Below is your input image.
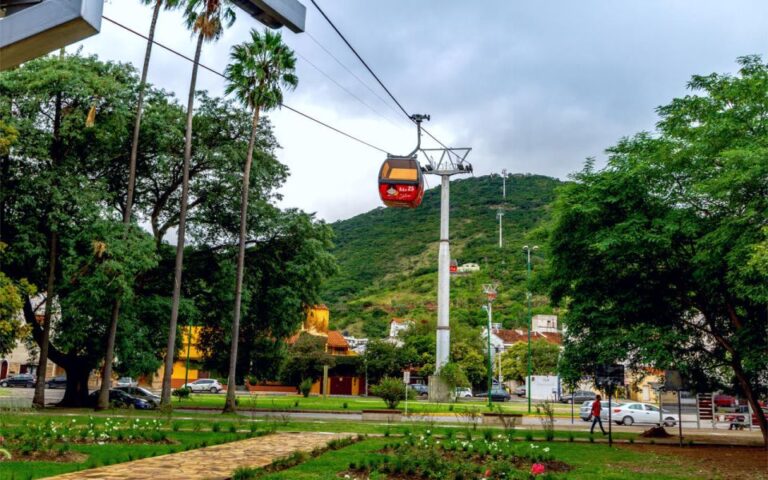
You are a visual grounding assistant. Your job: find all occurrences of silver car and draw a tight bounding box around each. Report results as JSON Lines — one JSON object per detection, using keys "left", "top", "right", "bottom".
{"left": 579, "top": 400, "right": 622, "bottom": 421}
{"left": 182, "top": 378, "right": 223, "bottom": 393}
{"left": 610, "top": 402, "right": 679, "bottom": 427}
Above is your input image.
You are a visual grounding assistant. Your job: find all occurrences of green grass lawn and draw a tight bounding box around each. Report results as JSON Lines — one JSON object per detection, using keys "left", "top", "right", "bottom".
{"left": 176, "top": 393, "right": 582, "bottom": 416}
{"left": 257, "top": 437, "right": 701, "bottom": 480}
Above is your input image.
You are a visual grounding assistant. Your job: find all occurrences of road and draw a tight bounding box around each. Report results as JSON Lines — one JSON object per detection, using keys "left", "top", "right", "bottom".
{"left": 0, "top": 386, "right": 65, "bottom": 407}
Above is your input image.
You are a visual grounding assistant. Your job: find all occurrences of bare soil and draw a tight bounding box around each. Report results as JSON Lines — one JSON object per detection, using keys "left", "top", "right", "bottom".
{"left": 9, "top": 450, "right": 88, "bottom": 463}
{"left": 620, "top": 444, "right": 768, "bottom": 480}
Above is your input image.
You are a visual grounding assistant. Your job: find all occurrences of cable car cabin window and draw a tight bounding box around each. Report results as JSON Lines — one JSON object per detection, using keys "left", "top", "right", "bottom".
{"left": 378, "top": 156, "right": 424, "bottom": 208}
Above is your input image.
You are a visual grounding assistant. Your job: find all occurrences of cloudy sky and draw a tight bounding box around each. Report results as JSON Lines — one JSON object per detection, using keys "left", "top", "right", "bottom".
{"left": 74, "top": 0, "right": 768, "bottom": 222}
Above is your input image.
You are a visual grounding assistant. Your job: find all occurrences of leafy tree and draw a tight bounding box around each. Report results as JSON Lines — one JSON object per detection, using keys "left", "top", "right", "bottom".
{"left": 500, "top": 340, "right": 560, "bottom": 383}
{"left": 548, "top": 55, "right": 768, "bottom": 446}
{"left": 161, "top": 0, "right": 236, "bottom": 407}
{"left": 97, "top": 0, "right": 184, "bottom": 411}
{"left": 221, "top": 28, "right": 298, "bottom": 413}
{"left": 281, "top": 332, "right": 335, "bottom": 387}
{"left": 362, "top": 339, "right": 418, "bottom": 385}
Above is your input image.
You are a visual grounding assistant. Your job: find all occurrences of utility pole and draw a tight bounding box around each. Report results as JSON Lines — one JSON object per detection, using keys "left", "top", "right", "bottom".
{"left": 482, "top": 283, "right": 498, "bottom": 409}
{"left": 501, "top": 168, "right": 507, "bottom": 199}
{"left": 497, "top": 210, "right": 504, "bottom": 248}
{"left": 523, "top": 245, "right": 538, "bottom": 413}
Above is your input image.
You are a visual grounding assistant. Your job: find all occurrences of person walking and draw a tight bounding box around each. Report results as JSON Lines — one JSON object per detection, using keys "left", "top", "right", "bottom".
{"left": 590, "top": 394, "right": 607, "bottom": 435}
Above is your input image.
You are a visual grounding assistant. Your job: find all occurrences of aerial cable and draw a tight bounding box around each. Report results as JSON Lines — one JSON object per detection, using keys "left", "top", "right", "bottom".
{"left": 309, "top": 1, "right": 454, "bottom": 152}
{"left": 306, "top": 31, "right": 407, "bottom": 124}
{"left": 101, "top": 15, "right": 389, "bottom": 154}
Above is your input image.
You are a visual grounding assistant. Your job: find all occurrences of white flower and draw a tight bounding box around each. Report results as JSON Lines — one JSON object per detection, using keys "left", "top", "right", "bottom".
{"left": 543, "top": 447, "right": 550, "bottom": 453}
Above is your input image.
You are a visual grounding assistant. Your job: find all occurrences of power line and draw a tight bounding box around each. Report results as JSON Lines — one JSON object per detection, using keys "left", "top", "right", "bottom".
{"left": 308, "top": 0, "right": 451, "bottom": 151}
{"left": 101, "top": 15, "right": 389, "bottom": 155}
{"left": 306, "top": 30, "right": 406, "bottom": 123}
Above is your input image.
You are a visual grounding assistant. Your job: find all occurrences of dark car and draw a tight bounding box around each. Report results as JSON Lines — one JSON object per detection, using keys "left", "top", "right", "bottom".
{"left": 0, "top": 374, "right": 36, "bottom": 388}
{"left": 115, "top": 386, "right": 160, "bottom": 406}
{"left": 560, "top": 390, "right": 596, "bottom": 404}
{"left": 88, "top": 389, "right": 154, "bottom": 409}
{"left": 409, "top": 384, "right": 429, "bottom": 397}
{"left": 477, "top": 386, "right": 511, "bottom": 402}
{"left": 45, "top": 375, "right": 67, "bottom": 389}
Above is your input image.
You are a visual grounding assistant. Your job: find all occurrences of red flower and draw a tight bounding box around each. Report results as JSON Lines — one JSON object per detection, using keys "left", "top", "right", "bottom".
{"left": 531, "top": 463, "right": 546, "bottom": 476}
{"left": 484, "top": 468, "right": 491, "bottom": 477}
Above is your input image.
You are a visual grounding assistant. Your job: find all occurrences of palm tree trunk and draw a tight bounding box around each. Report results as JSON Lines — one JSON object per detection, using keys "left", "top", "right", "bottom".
{"left": 223, "top": 107, "right": 260, "bottom": 413}
{"left": 161, "top": 32, "right": 204, "bottom": 407}
{"left": 32, "top": 88, "right": 63, "bottom": 408}
{"left": 96, "top": 0, "right": 163, "bottom": 411}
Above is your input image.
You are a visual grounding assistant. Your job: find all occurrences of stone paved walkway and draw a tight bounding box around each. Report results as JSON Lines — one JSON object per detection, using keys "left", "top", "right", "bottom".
{"left": 43, "top": 432, "right": 353, "bottom": 480}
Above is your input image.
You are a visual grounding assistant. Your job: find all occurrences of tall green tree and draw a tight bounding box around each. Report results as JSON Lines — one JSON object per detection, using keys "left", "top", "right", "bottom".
{"left": 161, "top": 0, "right": 235, "bottom": 407}
{"left": 499, "top": 340, "right": 560, "bottom": 383}
{"left": 97, "top": 0, "right": 183, "bottom": 411}
{"left": 221, "top": 28, "right": 297, "bottom": 413}
{"left": 548, "top": 56, "right": 768, "bottom": 446}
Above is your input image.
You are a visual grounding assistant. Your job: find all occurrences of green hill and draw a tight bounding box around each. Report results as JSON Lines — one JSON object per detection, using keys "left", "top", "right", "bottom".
{"left": 322, "top": 174, "right": 563, "bottom": 338}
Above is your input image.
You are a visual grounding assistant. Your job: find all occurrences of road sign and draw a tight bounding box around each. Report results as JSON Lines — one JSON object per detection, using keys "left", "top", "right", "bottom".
{"left": 0, "top": 0, "right": 104, "bottom": 70}
{"left": 403, "top": 370, "right": 410, "bottom": 384}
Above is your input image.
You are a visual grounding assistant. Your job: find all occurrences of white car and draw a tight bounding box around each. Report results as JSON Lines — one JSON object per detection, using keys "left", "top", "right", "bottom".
{"left": 611, "top": 402, "right": 678, "bottom": 426}
{"left": 579, "top": 400, "right": 620, "bottom": 421}
{"left": 115, "top": 377, "right": 138, "bottom": 387}
{"left": 455, "top": 387, "right": 473, "bottom": 398}
{"left": 182, "top": 378, "right": 223, "bottom": 393}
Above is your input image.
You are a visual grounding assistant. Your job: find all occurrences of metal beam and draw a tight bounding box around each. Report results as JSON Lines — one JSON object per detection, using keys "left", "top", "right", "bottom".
{"left": 0, "top": 0, "right": 103, "bottom": 70}
{"left": 231, "top": 0, "right": 306, "bottom": 33}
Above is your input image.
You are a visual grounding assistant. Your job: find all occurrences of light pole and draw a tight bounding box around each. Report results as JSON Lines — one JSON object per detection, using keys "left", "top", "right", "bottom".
{"left": 497, "top": 210, "right": 504, "bottom": 248}
{"left": 482, "top": 283, "right": 498, "bottom": 409}
{"left": 523, "top": 245, "right": 538, "bottom": 413}
{"left": 501, "top": 168, "right": 507, "bottom": 199}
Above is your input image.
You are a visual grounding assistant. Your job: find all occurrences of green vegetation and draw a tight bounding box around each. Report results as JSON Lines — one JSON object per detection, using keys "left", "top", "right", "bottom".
{"left": 369, "top": 377, "right": 414, "bottom": 409}
{"left": 501, "top": 339, "right": 560, "bottom": 382}
{"left": 324, "top": 174, "right": 561, "bottom": 334}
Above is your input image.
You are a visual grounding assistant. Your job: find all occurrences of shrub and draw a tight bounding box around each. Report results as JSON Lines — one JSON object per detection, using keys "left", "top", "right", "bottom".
{"left": 370, "top": 377, "right": 413, "bottom": 409}
{"left": 172, "top": 387, "right": 191, "bottom": 400}
{"left": 438, "top": 362, "right": 470, "bottom": 390}
{"left": 299, "top": 378, "right": 313, "bottom": 398}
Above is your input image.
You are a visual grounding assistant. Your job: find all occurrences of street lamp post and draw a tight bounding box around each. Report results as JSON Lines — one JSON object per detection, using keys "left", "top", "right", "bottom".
{"left": 482, "top": 283, "right": 498, "bottom": 409}
{"left": 523, "top": 245, "right": 538, "bottom": 413}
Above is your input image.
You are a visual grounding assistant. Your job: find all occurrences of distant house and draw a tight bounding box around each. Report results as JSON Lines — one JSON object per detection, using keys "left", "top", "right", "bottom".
{"left": 386, "top": 318, "right": 413, "bottom": 347}
{"left": 457, "top": 263, "right": 480, "bottom": 273}
{"left": 481, "top": 317, "right": 563, "bottom": 360}
{"left": 344, "top": 336, "right": 369, "bottom": 355}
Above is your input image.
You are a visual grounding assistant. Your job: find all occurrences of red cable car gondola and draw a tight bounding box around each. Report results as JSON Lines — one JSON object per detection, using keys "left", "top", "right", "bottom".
{"left": 378, "top": 155, "right": 425, "bottom": 208}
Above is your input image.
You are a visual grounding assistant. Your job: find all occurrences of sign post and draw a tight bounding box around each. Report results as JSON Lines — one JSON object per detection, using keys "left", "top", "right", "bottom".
{"left": 403, "top": 370, "right": 410, "bottom": 416}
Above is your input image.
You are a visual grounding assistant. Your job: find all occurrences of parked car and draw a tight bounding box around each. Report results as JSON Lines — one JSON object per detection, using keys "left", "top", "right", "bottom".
{"left": 714, "top": 394, "right": 737, "bottom": 408}
{"left": 45, "top": 375, "right": 67, "bottom": 389}
{"left": 610, "top": 402, "right": 678, "bottom": 426}
{"left": 579, "top": 400, "right": 621, "bottom": 421}
{"left": 455, "top": 387, "right": 473, "bottom": 398}
{"left": 514, "top": 385, "right": 526, "bottom": 397}
{"left": 476, "top": 386, "right": 511, "bottom": 402}
{"left": 181, "top": 378, "right": 223, "bottom": 393}
{"left": 409, "top": 384, "right": 429, "bottom": 397}
{"left": 115, "top": 386, "right": 160, "bottom": 406}
{"left": 115, "top": 377, "right": 138, "bottom": 388}
{"left": 88, "top": 389, "right": 154, "bottom": 410}
{"left": 0, "top": 374, "right": 35, "bottom": 388}
{"left": 560, "top": 390, "right": 596, "bottom": 404}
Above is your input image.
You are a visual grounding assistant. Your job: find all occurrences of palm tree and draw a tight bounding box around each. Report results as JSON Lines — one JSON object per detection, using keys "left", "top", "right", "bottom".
{"left": 221, "top": 29, "right": 297, "bottom": 413}
{"left": 95, "top": 0, "right": 182, "bottom": 411}
{"left": 160, "top": 0, "right": 235, "bottom": 408}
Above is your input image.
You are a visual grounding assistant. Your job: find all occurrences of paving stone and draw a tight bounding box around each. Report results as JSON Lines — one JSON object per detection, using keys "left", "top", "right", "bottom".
{"left": 43, "top": 432, "right": 353, "bottom": 480}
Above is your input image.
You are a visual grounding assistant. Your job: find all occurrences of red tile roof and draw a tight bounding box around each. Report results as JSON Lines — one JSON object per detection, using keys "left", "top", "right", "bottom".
{"left": 326, "top": 331, "right": 349, "bottom": 349}
{"left": 494, "top": 328, "right": 562, "bottom": 346}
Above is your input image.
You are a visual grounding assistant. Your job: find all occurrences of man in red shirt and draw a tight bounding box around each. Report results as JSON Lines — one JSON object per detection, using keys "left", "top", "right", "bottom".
{"left": 590, "top": 394, "right": 606, "bottom": 435}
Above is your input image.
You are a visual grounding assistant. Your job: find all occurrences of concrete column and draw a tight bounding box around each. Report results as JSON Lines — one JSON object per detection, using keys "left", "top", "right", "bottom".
{"left": 435, "top": 175, "right": 451, "bottom": 371}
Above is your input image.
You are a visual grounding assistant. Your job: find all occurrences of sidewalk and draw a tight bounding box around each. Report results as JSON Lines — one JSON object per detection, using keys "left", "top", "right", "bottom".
{"left": 43, "top": 431, "right": 352, "bottom": 480}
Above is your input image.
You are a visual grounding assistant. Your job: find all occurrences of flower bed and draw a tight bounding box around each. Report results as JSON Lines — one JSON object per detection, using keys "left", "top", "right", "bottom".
{"left": 344, "top": 431, "right": 571, "bottom": 479}
{"left": 2, "top": 417, "right": 172, "bottom": 461}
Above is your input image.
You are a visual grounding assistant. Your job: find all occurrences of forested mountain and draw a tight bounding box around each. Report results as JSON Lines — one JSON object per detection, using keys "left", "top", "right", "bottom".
{"left": 322, "top": 174, "right": 564, "bottom": 337}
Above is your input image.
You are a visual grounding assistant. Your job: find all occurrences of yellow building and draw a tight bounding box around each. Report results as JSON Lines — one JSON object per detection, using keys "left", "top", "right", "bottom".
{"left": 148, "top": 326, "right": 205, "bottom": 389}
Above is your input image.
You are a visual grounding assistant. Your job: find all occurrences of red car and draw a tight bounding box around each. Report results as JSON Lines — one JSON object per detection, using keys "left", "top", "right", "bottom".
{"left": 714, "top": 394, "right": 736, "bottom": 408}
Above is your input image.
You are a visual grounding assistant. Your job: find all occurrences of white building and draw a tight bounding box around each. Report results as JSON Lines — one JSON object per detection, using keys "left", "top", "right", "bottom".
{"left": 457, "top": 263, "right": 480, "bottom": 273}
{"left": 386, "top": 318, "right": 413, "bottom": 347}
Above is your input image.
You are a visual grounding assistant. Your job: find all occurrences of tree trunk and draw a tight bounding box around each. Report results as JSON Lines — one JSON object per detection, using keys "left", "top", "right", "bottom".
{"left": 32, "top": 86, "right": 63, "bottom": 408}
{"left": 223, "top": 107, "right": 260, "bottom": 413}
{"left": 731, "top": 354, "right": 768, "bottom": 448}
{"left": 160, "top": 32, "right": 204, "bottom": 407}
{"left": 96, "top": 0, "right": 163, "bottom": 411}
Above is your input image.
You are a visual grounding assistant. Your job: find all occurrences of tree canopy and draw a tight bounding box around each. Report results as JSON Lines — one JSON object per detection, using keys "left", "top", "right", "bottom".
{"left": 548, "top": 55, "right": 768, "bottom": 445}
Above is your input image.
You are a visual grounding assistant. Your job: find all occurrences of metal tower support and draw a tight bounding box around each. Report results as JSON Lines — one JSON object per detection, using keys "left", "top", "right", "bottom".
{"left": 501, "top": 169, "right": 507, "bottom": 198}
{"left": 497, "top": 210, "right": 504, "bottom": 248}
{"left": 421, "top": 147, "right": 472, "bottom": 372}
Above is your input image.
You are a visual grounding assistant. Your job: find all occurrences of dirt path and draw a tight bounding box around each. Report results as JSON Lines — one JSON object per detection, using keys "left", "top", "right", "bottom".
{"left": 42, "top": 431, "right": 352, "bottom": 480}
